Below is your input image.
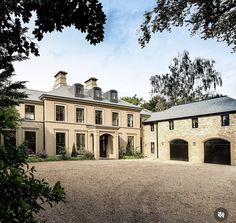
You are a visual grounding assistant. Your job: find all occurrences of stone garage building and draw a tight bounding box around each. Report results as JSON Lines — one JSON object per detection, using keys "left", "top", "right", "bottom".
{"left": 143, "top": 96, "right": 236, "bottom": 165}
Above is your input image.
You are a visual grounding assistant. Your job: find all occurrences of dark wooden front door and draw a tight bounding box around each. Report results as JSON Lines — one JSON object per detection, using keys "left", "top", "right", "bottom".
{"left": 100, "top": 135, "right": 107, "bottom": 158}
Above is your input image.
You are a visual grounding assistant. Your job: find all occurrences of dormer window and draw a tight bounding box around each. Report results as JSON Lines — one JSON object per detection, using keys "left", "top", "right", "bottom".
{"left": 93, "top": 87, "right": 102, "bottom": 100}
{"left": 75, "top": 84, "right": 84, "bottom": 97}
{"left": 110, "top": 90, "right": 118, "bottom": 103}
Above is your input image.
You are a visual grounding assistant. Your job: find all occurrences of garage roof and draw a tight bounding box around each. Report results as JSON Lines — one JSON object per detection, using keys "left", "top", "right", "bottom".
{"left": 144, "top": 96, "right": 236, "bottom": 123}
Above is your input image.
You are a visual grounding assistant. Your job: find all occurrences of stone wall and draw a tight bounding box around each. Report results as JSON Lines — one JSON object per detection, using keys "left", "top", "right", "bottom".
{"left": 144, "top": 113, "right": 236, "bottom": 165}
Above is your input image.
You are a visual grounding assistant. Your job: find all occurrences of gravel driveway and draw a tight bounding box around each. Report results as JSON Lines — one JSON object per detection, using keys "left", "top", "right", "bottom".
{"left": 34, "top": 160, "right": 236, "bottom": 223}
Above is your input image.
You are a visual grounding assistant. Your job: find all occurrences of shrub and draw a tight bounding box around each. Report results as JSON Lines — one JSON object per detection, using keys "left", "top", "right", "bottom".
{"left": 119, "top": 148, "right": 126, "bottom": 159}
{"left": 134, "top": 151, "right": 144, "bottom": 158}
{"left": 80, "top": 151, "right": 95, "bottom": 160}
{"left": 36, "top": 151, "right": 48, "bottom": 158}
{"left": 71, "top": 143, "right": 77, "bottom": 157}
{"left": 58, "top": 147, "right": 69, "bottom": 160}
{"left": 0, "top": 144, "right": 66, "bottom": 223}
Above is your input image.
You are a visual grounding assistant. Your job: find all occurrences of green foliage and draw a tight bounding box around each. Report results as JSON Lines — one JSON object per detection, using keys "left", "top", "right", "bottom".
{"left": 139, "top": 0, "right": 236, "bottom": 51}
{"left": 36, "top": 151, "right": 48, "bottom": 159}
{"left": 0, "top": 144, "right": 66, "bottom": 223}
{"left": 58, "top": 147, "right": 69, "bottom": 160}
{"left": 142, "top": 95, "right": 171, "bottom": 112}
{"left": 80, "top": 151, "right": 95, "bottom": 160}
{"left": 0, "top": 107, "right": 21, "bottom": 135}
{"left": 121, "top": 94, "right": 144, "bottom": 106}
{"left": 71, "top": 143, "right": 77, "bottom": 157}
{"left": 120, "top": 149, "right": 144, "bottom": 159}
{"left": 150, "top": 51, "right": 222, "bottom": 106}
{"left": 119, "top": 147, "right": 126, "bottom": 159}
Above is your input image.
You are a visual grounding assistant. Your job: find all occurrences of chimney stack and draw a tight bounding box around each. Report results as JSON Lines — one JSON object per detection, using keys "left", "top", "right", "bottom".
{"left": 54, "top": 71, "right": 67, "bottom": 89}
{"left": 84, "top": 77, "right": 98, "bottom": 90}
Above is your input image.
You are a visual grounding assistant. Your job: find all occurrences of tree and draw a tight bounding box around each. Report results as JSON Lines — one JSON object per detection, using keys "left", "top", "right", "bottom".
{"left": 71, "top": 143, "right": 77, "bottom": 157}
{"left": 150, "top": 51, "right": 222, "bottom": 106}
{"left": 142, "top": 95, "right": 171, "bottom": 112}
{"left": 0, "top": 1, "right": 106, "bottom": 222}
{"left": 121, "top": 94, "right": 144, "bottom": 106}
{"left": 1, "top": 0, "right": 106, "bottom": 109}
{"left": 0, "top": 144, "right": 66, "bottom": 223}
{"left": 139, "top": 0, "right": 236, "bottom": 51}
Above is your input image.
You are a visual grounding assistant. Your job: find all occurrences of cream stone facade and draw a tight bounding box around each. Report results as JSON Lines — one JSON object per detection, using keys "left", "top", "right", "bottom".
{"left": 15, "top": 71, "right": 142, "bottom": 159}
{"left": 143, "top": 97, "right": 236, "bottom": 166}
{"left": 7, "top": 71, "right": 236, "bottom": 165}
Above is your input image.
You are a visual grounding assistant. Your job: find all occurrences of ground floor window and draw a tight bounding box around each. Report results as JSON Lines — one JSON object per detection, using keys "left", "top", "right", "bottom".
{"left": 151, "top": 142, "right": 155, "bottom": 154}
{"left": 76, "top": 133, "right": 85, "bottom": 154}
{"left": 56, "top": 132, "right": 65, "bottom": 155}
{"left": 25, "top": 131, "right": 36, "bottom": 154}
{"left": 127, "top": 136, "right": 134, "bottom": 154}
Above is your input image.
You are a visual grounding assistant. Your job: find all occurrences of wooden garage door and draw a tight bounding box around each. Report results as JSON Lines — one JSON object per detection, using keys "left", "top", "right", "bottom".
{"left": 204, "top": 139, "right": 230, "bottom": 165}
{"left": 170, "top": 140, "right": 188, "bottom": 161}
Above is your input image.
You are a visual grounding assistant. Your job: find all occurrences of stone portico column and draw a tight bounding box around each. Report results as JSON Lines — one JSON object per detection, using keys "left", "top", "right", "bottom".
{"left": 94, "top": 131, "right": 100, "bottom": 160}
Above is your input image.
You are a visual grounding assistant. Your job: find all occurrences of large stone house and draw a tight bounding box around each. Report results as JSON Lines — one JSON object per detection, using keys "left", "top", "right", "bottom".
{"left": 6, "top": 71, "right": 236, "bottom": 165}
{"left": 15, "top": 71, "right": 142, "bottom": 160}
{"left": 143, "top": 97, "right": 236, "bottom": 165}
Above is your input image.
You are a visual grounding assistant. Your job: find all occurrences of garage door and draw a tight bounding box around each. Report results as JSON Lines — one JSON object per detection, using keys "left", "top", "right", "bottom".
{"left": 204, "top": 139, "right": 230, "bottom": 165}
{"left": 170, "top": 139, "right": 188, "bottom": 161}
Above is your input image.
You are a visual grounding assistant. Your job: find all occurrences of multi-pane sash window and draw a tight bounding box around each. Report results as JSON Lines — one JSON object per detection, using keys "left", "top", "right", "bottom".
{"left": 76, "top": 108, "right": 84, "bottom": 123}
{"left": 95, "top": 110, "right": 102, "bottom": 124}
{"left": 221, "top": 114, "right": 229, "bottom": 126}
{"left": 76, "top": 133, "right": 85, "bottom": 154}
{"left": 25, "top": 131, "right": 36, "bottom": 154}
{"left": 25, "top": 105, "right": 35, "bottom": 120}
{"left": 150, "top": 123, "right": 154, "bottom": 131}
{"left": 169, "top": 120, "right": 174, "bottom": 130}
{"left": 192, "top": 118, "right": 198, "bottom": 128}
{"left": 56, "top": 105, "right": 65, "bottom": 121}
{"left": 112, "top": 112, "right": 119, "bottom": 126}
{"left": 151, "top": 142, "right": 155, "bottom": 154}
{"left": 127, "top": 114, "right": 133, "bottom": 127}
{"left": 127, "top": 136, "right": 134, "bottom": 154}
{"left": 56, "top": 132, "right": 65, "bottom": 155}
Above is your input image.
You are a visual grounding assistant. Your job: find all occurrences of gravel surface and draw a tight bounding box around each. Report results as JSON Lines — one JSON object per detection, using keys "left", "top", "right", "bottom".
{"left": 33, "top": 160, "right": 236, "bottom": 223}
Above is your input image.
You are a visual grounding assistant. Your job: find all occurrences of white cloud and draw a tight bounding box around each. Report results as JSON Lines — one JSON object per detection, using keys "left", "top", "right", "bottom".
{"left": 13, "top": 0, "right": 236, "bottom": 101}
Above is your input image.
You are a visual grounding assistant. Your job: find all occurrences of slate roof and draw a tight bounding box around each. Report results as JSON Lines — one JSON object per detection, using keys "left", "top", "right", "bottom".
{"left": 144, "top": 96, "right": 236, "bottom": 123}
{"left": 23, "top": 87, "right": 141, "bottom": 110}
{"left": 24, "top": 89, "right": 47, "bottom": 102}
{"left": 140, "top": 109, "right": 152, "bottom": 116}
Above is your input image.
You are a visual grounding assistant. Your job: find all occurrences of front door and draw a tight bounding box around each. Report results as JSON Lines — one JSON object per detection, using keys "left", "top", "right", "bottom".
{"left": 100, "top": 135, "right": 107, "bottom": 158}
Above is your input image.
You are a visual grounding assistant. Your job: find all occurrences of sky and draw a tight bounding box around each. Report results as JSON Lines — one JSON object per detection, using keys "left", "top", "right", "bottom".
{"left": 13, "top": 0, "right": 236, "bottom": 101}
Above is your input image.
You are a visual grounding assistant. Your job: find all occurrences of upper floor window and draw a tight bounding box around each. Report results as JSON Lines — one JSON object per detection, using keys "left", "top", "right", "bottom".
{"left": 75, "top": 84, "right": 84, "bottom": 97}
{"left": 76, "top": 108, "right": 84, "bottom": 123}
{"left": 25, "top": 105, "right": 35, "bottom": 120}
{"left": 95, "top": 110, "right": 102, "bottom": 125}
{"left": 112, "top": 112, "right": 119, "bottom": 126}
{"left": 110, "top": 90, "right": 118, "bottom": 102}
{"left": 56, "top": 105, "right": 65, "bottom": 121}
{"left": 221, "top": 114, "right": 229, "bottom": 126}
{"left": 169, "top": 120, "right": 174, "bottom": 130}
{"left": 127, "top": 114, "right": 133, "bottom": 127}
{"left": 94, "top": 87, "right": 102, "bottom": 100}
{"left": 192, "top": 118, "right": 198, "bottom": 128}
{"left": 150, "top": 123, "right": 154, "bottom": 131}
{"left": 151, "top": 142, "right": 155, "bottom": 154}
